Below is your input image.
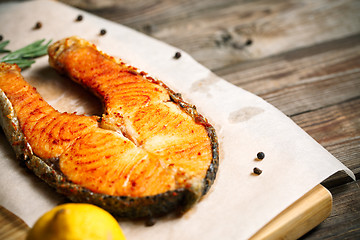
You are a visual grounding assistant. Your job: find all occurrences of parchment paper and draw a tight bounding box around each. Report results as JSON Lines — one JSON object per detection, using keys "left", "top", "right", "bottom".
{"left": 0, "top": 1, "right": 355, "bottom": 239}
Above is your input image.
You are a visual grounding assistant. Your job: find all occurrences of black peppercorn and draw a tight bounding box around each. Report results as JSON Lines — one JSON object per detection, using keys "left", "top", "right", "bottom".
{"left": 143, "top": 24, "right": 153, "bottom": 34}
{"left": 99, "top": 29, "right": 107, "bottom": 36}
{"left": 174, "top": 51, "right": 181, "bottom": 59}
{"left": 245, "top": 39, "right": 253, "bottom": 46}
{"left": 257, "top": 152, "right": 265, "bottom": 160}
{"left": 33, "top": 21, "right": 42, "bottom": 30}
{"left": 253, "top": 167, "right": 262, "bottom": 175}
{"left": 145, "top": 217, "right": 156, "bottom": 226}
{"left": 0, "top": 35, "right": 3, "bottom": 41}
{"left": 76, "top": 15, "right": 83, "bottom": 21}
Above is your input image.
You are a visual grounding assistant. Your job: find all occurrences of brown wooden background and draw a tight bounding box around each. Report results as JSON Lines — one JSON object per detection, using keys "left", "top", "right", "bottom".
{"left": 1, "top": 0, "right": 359, "bottom": 239}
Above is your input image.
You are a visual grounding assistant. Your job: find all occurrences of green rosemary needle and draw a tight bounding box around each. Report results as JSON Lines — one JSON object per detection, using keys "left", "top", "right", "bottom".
{"left": 0, "top": 39, "right": 52, "bottom": 69}
{"left": 0, "top": 40, "right": 11, "bottom": 53}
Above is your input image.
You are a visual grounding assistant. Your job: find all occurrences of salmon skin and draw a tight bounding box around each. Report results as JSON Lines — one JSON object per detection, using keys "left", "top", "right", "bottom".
{"left": 0, "top": 37, "right": 218, "bottom": 219}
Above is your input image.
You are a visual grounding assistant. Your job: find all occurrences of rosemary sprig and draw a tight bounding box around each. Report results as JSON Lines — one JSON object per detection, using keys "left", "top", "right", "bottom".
{"left": 0, "top": 40, "right": 11, "bottom": 53}
{"left": 0, "top": 39, "right": 52, "bottom": 69}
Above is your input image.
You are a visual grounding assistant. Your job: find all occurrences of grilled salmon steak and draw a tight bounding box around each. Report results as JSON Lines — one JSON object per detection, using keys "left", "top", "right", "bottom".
{"left": 0, "top": 37, "right": 218, "bottom": 219}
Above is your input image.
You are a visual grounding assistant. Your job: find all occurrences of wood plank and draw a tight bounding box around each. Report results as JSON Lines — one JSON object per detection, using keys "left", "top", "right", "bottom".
{"left": 259, "top": 69, "right": 359, "bottom": 116}
{"left": 300, "top": 180, "right": 360, "bottom": 240}
{"left": 0, "top": 206, "right": 29, "bottom": 240}
{"left": 217, "top": 34, "right": 360, "bottom": 116}
{"left": 292, "top": 98, "right": 360, "bottom": 181}
{"left": 63, "top": 0, "right": 360, "bottom": 70}
{"left": 216, "top": 33, "right": 360, "bottom": 92}
{"left": 251, "top": 185, "right": 332, "bottom": 240}
{"left": 291, "top": 98, "right": 360, "bottom": 147}
{"left": 321, "top": 137, "right": 360, "bottom": 187}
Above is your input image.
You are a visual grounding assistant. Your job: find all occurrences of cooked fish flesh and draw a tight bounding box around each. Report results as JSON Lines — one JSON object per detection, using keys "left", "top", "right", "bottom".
{"left": 0, "top": 37, "right": 218, "bottom": 219}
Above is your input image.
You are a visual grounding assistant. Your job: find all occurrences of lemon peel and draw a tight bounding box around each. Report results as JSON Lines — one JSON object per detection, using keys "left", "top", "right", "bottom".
{"left": 26, "top": 203, "right": 126, "bottom": 240}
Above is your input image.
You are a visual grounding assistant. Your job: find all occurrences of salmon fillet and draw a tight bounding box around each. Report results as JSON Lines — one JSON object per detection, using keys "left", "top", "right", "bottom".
{"left": 0, "top": 37, "right": 218, "bottom": 218}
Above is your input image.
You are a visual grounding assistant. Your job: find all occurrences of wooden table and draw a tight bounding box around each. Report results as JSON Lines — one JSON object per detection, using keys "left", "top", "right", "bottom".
{"left": 1, "top": 0, "right": 359, "bottom": 239}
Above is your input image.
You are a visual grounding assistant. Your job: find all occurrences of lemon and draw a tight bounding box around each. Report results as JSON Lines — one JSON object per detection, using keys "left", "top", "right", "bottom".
{"left": 26, "top": 203, "right": 126, "bottom": 240}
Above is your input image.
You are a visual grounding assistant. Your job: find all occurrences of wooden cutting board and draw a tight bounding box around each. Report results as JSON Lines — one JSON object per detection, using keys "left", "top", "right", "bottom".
{"left": 0, "top": 184, "right": 331, "bottom": 240}
{"left": 251, "top": 184, "right": 332, "bottom": 239}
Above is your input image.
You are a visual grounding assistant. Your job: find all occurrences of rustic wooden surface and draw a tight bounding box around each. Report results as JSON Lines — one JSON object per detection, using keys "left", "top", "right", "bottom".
{"left": 1, "top": 0, "right": 359, "bottom": 239}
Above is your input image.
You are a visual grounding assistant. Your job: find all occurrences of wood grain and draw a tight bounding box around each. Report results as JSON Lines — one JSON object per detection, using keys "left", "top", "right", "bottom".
{"left": 292, "top": 98, "right": 360, "bottom": 179}
{"left": 251, "top": 185, "right": 332, "bottom": 240}
{"left": 300, "top": 180, "right": 360, "bottom": 240}
{"left": 0, "top": 206, "right": 29, "bottom": 240}
{"left": 75, "top": 0, "right": 360, "bottom": 70}
{"left": 217, "top": 34, "right": 360, "bottom": 115}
